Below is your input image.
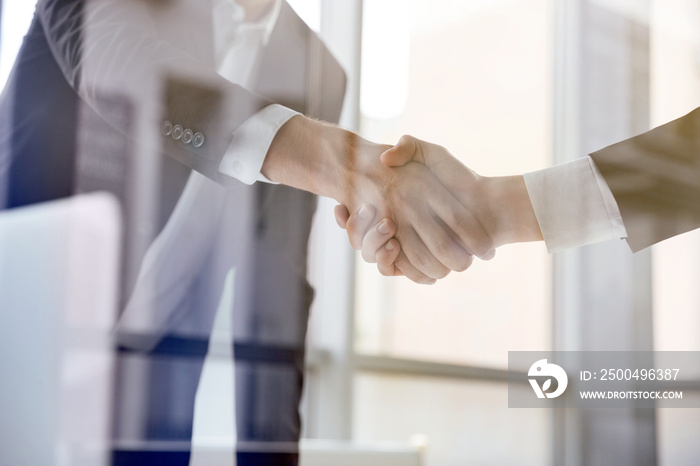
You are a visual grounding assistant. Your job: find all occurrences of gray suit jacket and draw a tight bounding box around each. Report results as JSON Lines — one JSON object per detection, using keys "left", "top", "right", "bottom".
{"left": 32, "top": 0, "right": 345, "bottom": 187}
{"left": 590, "top": 107, "right": 700, "bottom": 251}
{"left": 3, "top": 0, "right": 346, "bottom": 284}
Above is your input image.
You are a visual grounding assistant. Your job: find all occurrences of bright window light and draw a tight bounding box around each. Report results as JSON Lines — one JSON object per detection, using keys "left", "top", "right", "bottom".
{"left": 287, "top": 0, "right": 321, "bottom": 33}
{"left": 0, "top": 0, "right": 37, "bottom": 91}
{"left": 360, "top": 0, "right": 410, "bottom": 120}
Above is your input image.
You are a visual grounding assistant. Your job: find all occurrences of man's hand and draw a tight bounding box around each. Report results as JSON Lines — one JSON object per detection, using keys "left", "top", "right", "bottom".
{"left": 334, "top": 204, "right": 402, "bottom": 277}
{"left": 263, "top": 117, "right": 492, "bottom": 284}
{"left": 334, "top": 135, "right": 543, "bottom": 278}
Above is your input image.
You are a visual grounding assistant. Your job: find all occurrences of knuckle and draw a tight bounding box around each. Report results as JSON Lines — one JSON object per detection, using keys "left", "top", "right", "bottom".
{"left": 376, "top": 248, "right": 394, "bottom": 267}
{"left": 381, "top": 219, "right": 397, "bottom": 237}
{"left": 399, "top": 134, "right": 413, "bottom": 145}
{"left": 409, "top": 251, "right": 448, "bottom": 279}
{"left": 404, "top": 269, "right": 429, "bottom": 284}
{"left": 427, "top": 234, "right": 462, "bottom": 274}
{"left": 407, "top": 251, "right": 430, "bottom": 271}
{"left": 396, "top": 260, "right": 435, "bottom": 284}
{"left": 431, "top": 237, "right": 453, "bottom": 261}
{"left": 365, "top": 230, "right": 387, "bottom": 250}
{"left": 392, "top": 254, "right": 409, "bottom": 273}
{"left": 453, "top": 213, "right": 474, "bottom": 237}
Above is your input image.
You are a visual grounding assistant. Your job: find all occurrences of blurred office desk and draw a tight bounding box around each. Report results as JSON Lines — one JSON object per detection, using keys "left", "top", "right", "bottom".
{"left": 300, "top": 439, "right": 423, "bottom": 466}
{"left": 114, "top": 438, "right": 424, "bottom": 465}
{"left": 183, "top": 439, "right": 424, "bottom": 465}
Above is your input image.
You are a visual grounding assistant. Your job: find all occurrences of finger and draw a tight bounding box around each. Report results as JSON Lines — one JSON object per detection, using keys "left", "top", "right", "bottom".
{"left": 429, "top": 198, "right": 495, "bottom": 261}
{"left": 345, "top": 204, "right": 377, "bottom": 250}
{"left": 380, "top": 134, "right": 422, "bottom": 167}
{"left": 376, "top": 239, "right": 402, "bottom": 276}
{"left": 397, "top": 226, "right": 451, "bottom": 280}
{"left": 361, "top": 218, "right": 397, "bottom": 263}
{"left": 393, "top": 250, "right": 437, "bottom": 285}
{"left": 410, "top": 210, "right": 475, "bottom": 273}
{"left": 334, "top": 204, "right": 350, "bottom": 229}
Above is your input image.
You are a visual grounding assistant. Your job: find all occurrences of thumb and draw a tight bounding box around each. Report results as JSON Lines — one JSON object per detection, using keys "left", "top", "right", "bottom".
{"left": 380, "top": 134, "right": 423, "bottom": 167}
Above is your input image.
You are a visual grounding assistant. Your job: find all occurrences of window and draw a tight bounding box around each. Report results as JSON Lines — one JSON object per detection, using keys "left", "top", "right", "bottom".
{"left": 351, "top": 1, "right": 554, "bottom": 464}
{"left": 0, "top": 0, "right": 37, "bottom": 90}
{"left": 356, "top": 0, "right": 552, "bottom": 368}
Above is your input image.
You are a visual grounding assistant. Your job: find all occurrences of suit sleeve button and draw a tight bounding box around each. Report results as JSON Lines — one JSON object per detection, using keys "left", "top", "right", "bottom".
{"left": 161, "top": 120, "right": 173, "bottom": 136}
{"left": 193, "top": 132, "right": 205, "bottom": 148}
{"left": 172, "top": 125, "right": 184, "bottom": 140}
{"left": 182, "top": 129, "right": 194, "bottom": 144}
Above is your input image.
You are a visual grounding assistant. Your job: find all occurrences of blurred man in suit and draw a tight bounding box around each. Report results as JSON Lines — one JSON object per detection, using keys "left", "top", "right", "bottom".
{"left": 0, "top": 1, "right": 494, "bottom": 464}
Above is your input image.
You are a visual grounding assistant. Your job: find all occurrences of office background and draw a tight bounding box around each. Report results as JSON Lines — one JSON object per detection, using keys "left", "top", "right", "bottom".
{"left": 1, "top": 0, "right": 699, "bottom": 465}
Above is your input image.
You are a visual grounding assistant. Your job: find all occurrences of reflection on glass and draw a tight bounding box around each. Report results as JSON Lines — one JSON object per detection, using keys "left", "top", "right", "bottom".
{"left": 1, "top": 1, "right": 343, "bottom": 464}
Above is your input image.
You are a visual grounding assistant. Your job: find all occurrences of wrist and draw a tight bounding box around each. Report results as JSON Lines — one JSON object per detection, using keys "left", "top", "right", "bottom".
{"left": 263, "top": 115, "right": 393, "bottom": 213}
{"left": 262, "top": 115, "right": 349, "bottom": 199}
{"left": 482, "top": 175, "right": 543, "bottom": 246}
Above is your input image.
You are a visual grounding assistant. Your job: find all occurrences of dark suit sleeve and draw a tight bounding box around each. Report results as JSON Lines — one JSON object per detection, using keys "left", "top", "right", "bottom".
{"left": 36, "top": 0, "right": 274, "bottom": 185}
{"left": 590, "top": 107, "right": 700, "bottom": 252}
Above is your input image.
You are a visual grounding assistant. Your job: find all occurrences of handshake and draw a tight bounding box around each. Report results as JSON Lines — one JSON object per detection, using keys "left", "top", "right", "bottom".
{"left": 331, "top": 134, "right": 544, "bottom": 284}
{"left": 263, "top": 116, "right": 543, "bottom": 284}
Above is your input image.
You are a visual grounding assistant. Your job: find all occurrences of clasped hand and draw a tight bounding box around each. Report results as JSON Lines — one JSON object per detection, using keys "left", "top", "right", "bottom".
{"left": 335, "top": 135, "right": 506, "bottom": 284}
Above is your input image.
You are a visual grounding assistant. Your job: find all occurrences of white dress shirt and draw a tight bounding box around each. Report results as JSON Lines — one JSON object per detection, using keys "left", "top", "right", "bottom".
{"left": 213, "top": 0, "right": 298, "bottom": 185}
{"left": 524, "top": 156, "right": 628, "bottom": 252}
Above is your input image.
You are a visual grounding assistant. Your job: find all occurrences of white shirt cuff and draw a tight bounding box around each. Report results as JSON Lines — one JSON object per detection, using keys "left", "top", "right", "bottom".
{"left": 218, "top": 104, "right": 300, "bottom": 185}
{"left": 523, "top": 156, "right": 628, "bottom": 253}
